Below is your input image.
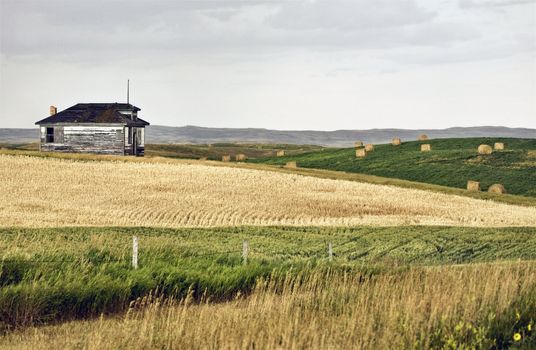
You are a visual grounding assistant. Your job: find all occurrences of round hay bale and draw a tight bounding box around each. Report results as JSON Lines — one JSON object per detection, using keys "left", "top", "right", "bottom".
{"left": 355, "top": 148, "right": 366, "bottom": 158}
{"left": 418, "top": 134, "right": 429, "bottom": 141}
{"left": 392, "top": 137, "right": 402, "bottom": 146}
{"left": 488, "top": 184, "right": 506, "bottom": 194}
{"left": 354, "top": 141, "right": 363, "bottom": 148}
{"left": 235, "top": 154, "right": 247, "bottom": 161}
{"left": 276, "top": 150, "right": 285, "bottom": 157}
{"left": 221, "top": 155, "right": 231, "bottom": 162}
{"left": 466, "top": 180, "right": 480, "bottom": 192}
{"left": 478, "top": 144, "right": 493, "bottom": 155}
{"left": 285, "top": 161, "right": 297, "bottom": 169}
{"left": 420, "top": 144, "right": 431, "bottom": 152}
{"left": 494, "top": 142, "right": 504, "bottom": 150}
{"left": 365, "top": 144, "right": 374, "bottom": 152}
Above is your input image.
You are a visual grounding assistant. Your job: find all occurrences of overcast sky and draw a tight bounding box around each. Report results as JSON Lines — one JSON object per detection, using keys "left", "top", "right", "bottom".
{"left": 1, "top": 0, "right": 535, "bottom": 130}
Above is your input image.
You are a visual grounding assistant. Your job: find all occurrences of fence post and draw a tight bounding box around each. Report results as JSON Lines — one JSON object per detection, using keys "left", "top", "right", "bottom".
{"left": 132, "top": 236, "right": 138, "bottom": 269}
{"left": 328, "top": 242, "right": 333, "bottom": 262}
{"left": 242, "top": 240, "right": 249, "bottom": 265}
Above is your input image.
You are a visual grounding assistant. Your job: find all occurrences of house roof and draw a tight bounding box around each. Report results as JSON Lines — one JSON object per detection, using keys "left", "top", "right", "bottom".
{"left": 35, "top": 103, "right": 149, "bottom": 126}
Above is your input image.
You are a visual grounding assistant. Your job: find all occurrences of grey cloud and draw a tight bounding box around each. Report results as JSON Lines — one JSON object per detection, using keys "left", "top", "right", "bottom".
{"left": 0, "top": 0, "right": 532, "bottom": 67}
{"left": 459, "top": 0, "right": 535, "bottom": 8}
{"left": 1, "top": 0, "right": 477, "bottom": 60}
{"left": 0, "top": 0, "right": 275, "bottom": 59}
{"left": 268, "top": 0, "right": 436, "bottom": 31}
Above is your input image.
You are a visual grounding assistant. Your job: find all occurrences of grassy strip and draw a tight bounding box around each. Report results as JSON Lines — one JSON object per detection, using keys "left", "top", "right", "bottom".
{"left": 3, "top": 226, "right": 536, "bottom": 265}
{"left": 1, "top": 147, "right": 535, "bottom": 207}
{"left": 1, "top": 226, "right": 536, "bottom": 329}
{"left": 145, "top": 143, "right": 324, "bottom": 159}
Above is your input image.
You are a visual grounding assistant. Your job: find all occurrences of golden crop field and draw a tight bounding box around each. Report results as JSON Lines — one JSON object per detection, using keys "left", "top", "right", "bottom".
{"left": 1, "top": 154, "right": 536, "bottom": 228}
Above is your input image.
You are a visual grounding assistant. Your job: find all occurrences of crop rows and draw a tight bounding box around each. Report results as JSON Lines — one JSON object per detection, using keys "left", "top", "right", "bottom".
{"left": 1, "top": 155, "right": 536, "bottom": 228}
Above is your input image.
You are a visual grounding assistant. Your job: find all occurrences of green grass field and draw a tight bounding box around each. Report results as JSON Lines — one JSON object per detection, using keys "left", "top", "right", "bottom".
{"left": 250, "top": 137, "right": 536, "bottom": 197}
{"left": 2, "top": 225, "right": 536, "bottom": 330}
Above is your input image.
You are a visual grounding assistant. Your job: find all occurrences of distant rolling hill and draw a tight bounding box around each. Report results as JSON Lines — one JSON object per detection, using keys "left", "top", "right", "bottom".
{"left": 146, "top": 125, "right": 536, "bottom": 146}
{"left": 0, "top": 129, "right": 39, "bottom": 143}
{"left": 1, "top": 125, "right": 534, "bottom": 147}
{"left": 250, "top": 137, "right": 536, "bottom": 198}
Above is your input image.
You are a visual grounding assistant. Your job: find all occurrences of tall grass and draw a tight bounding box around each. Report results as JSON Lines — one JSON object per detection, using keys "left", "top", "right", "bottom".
{"left": 0, "top": 258, "right": 277, "bottom": 330}
{"left": 1, "top": 263, "right": 535, "bottom": 349}
{"left": 1, "top": 226, "right": 536, "bottom": 330}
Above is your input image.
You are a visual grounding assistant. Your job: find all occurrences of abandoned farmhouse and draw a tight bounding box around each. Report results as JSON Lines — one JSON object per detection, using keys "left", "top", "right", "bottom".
{"left": 35, "top": 103, "right": 149, "bottom": 156}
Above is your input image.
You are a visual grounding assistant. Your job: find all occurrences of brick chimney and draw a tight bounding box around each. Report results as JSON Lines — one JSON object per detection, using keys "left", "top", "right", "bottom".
{"left": 50, "top": 106, "right": 57, "bottom": 116}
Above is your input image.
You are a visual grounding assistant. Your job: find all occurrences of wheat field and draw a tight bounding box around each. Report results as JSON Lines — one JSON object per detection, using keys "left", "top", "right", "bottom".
{"left": 1, "top": 154, "right": 536, "bottom": 228}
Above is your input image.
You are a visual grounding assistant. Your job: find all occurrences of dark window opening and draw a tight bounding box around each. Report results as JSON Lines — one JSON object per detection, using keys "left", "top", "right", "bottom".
{"left": 46, "top": 127, "right": 54, "bottom": 143}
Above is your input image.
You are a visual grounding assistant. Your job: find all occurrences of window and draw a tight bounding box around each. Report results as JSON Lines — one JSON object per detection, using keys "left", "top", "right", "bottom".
{"left": 46, "top": 127, "right": 54, "bottom": 143}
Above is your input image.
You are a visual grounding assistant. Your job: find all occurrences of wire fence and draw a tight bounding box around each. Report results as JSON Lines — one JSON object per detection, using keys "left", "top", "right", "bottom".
{"left": 0, "top": 236, "right": 338, "bottom": 269}
{"left": 3, "top": 235, "right": 488, "bottom": 268}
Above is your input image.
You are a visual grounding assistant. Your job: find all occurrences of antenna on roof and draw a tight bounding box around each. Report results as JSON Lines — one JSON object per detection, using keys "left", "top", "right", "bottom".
{"left": 127, "top": 79, "right": 130, "bottom": 104}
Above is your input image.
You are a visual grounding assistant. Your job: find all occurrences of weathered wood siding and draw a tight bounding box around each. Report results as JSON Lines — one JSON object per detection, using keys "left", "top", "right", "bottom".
{"left": 54, "top": 127, "right": 64, "bottom": 143}
{"left": 124, "top": 127, "right": 145, "bottom": 156}
{"left": 40, "top": 124, "right": 125, "bottom": 155}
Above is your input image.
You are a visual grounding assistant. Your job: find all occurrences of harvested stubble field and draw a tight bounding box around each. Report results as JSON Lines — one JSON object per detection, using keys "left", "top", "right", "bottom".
{"left": 1, "top": 154, "right": 536, "bottom": 228}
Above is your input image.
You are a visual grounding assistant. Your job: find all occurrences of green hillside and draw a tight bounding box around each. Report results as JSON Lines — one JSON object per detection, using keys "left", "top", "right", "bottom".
{"left": 250, "top": 137, "right": 536, "bottom": 197}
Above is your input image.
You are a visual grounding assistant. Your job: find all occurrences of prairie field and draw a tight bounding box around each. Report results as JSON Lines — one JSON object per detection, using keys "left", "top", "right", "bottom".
{"left": 1, "top": 154, "right": 536, "bottom": 228}
{"left": 1, "top": 152, "right": 536, "bottom": 349}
